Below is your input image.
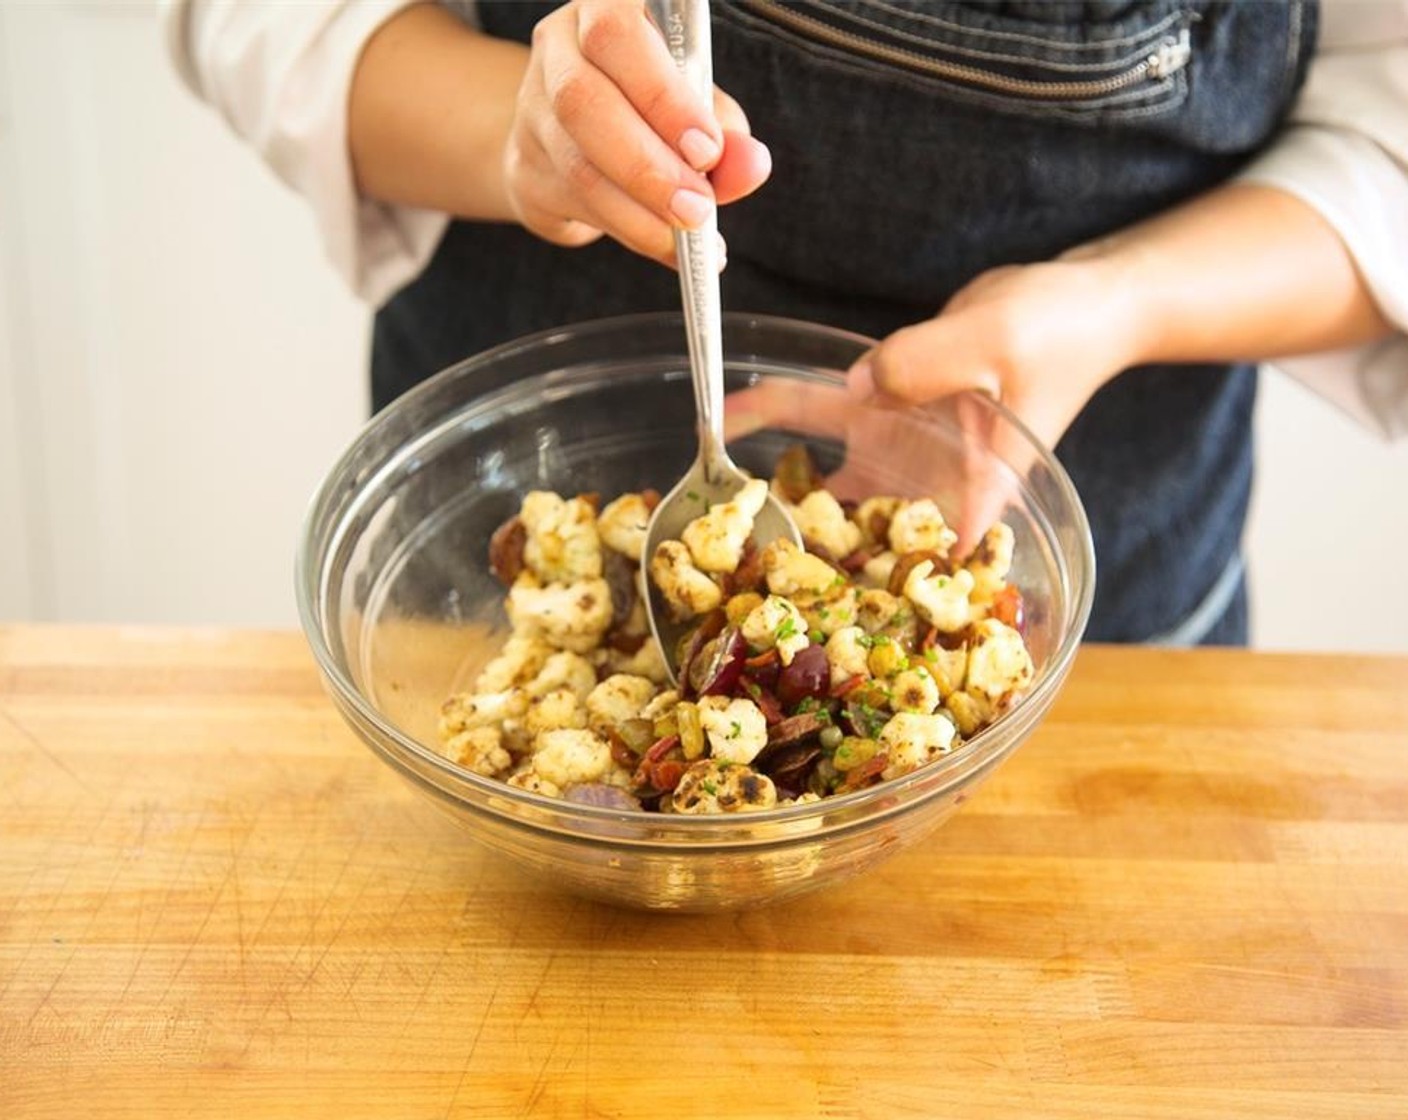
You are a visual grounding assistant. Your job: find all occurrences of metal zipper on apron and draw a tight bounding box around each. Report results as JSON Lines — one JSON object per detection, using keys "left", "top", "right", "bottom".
{"left": 734, "top": 0, "right": 1192, "bottom": 100}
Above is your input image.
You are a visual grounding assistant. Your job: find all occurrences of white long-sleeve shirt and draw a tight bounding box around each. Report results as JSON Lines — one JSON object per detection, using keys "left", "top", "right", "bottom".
{"left": 164, "top": 0, "right": 1408, "bottom": 437}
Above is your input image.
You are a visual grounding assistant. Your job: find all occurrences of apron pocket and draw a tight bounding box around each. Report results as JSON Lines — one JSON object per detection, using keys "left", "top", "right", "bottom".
{"left": 723, "top": 0, "right": 1196, "bottom": 123}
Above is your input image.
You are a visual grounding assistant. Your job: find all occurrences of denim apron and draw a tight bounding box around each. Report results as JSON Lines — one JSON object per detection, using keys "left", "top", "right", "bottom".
{"left": 372, "top": 0, "right": 1317, "bottom": 645}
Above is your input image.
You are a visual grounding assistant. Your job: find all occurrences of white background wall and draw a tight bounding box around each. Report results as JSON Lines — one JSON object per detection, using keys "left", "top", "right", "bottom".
{"left": 2, "top": 2, "right": 1406, "bottom": 651}
{"left": 0, "top": 1, "right": 366, "bottom": 628}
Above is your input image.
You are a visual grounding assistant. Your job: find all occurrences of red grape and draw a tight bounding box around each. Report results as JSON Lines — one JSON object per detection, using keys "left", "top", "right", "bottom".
{"left": 776, "top": 644, "right": 830, "bottom": 709}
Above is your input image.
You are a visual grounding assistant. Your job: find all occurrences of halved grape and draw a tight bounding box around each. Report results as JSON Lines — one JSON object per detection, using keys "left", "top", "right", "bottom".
{"left": 562, "top": 783, "right": 642, "bottom": 810}
{"left": 759, "top": 743, "right": 822, "bottom": 800}
{"left": 677, "top": 609, "right": 725, "bottom": 696}
{"left": 776, "top": 644, "right": 830, "bottom": 709}
{"left": 690, "top": 626, "right": 748, "bottom": 697}
{"left": 602, "top": 550, "right": 637, "bottom": 629}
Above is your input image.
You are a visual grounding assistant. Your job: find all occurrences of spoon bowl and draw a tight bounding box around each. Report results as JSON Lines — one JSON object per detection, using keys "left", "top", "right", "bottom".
{"left": 643, "top": 444, "right": 801, "bottom": 685}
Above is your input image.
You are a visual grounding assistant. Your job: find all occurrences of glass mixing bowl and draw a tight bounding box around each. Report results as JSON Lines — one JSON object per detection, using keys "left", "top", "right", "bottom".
{"left": 296, "top": 313, "right": 1094, "bottom": 911}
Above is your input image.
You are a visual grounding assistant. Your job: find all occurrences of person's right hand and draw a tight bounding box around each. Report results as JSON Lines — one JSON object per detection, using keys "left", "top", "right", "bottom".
{"left": 504, "top": 0, "right": 773, "bottom": 267}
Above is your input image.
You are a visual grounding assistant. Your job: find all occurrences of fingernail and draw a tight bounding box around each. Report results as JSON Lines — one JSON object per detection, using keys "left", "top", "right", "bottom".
{"left": 679, "top": 128, "right": 721, "bottom": 171}
{"left": 847, "top": 358, "right": 874, "bottom": 399}
{"left": 754, "top": 139, "right": 773, "bottom": 177}
{"left": 716, "top": 232, "right": 728, "bottom": 271}
{"left": 669, "top": 188, "right": 712, "bottom": 229}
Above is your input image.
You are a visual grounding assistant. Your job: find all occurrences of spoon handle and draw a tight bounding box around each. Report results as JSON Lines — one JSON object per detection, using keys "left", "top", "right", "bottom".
{"left": 650, "top": 0, "right": 729, "bottom": 485}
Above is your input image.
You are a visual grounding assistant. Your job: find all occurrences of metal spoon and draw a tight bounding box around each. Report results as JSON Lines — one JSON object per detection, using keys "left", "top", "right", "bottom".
{"left": 641, "top": 0, "right": 801, "bottom": 686}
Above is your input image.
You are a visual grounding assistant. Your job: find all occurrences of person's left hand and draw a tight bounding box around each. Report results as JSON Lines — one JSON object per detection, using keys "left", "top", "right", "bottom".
{"left": 725, "top": 253, "right": 1144, "bottom": 551}
{"left": 854, "top": 254, "right": 1142, "bottom": 450}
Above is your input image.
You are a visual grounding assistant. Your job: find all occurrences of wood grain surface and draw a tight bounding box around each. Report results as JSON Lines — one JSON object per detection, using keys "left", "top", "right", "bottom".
{"left": 2, "top": 625, "right": 1406, "bottom": 1118}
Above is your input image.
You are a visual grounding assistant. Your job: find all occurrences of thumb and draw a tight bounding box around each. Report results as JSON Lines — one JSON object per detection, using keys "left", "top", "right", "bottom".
{"left": 712, "top": 87, "right": 751, "bottom": 136}
{"left": 711, "top": 129, "right": 772, "bottom": 206}
{"left": 709, "top": 88, "right": 771, "bottom": 205}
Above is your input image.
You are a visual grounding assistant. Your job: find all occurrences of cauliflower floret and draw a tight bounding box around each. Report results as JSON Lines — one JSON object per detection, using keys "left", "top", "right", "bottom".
{"left": 966, "top": 522, "right": 1015, "bottom": 602}
{"left": 825, "top": 626, "right": 872, "bottom": 689}
{"left": 762, "top": 538, "right": 842, "bottom": 598}
{"left": 530, "top": 728, "right": 614, "bottom": 787}
{"left": 792, "top": 489, "right": 863, "bottom": 559}
{"left": 889, "top": 667, "right": 941, "bottom": 715}
{"left": 672, "top": 758, "right": 778, "bottom": 813}
{"left": 519, "top": 491, "right": 603, "bottom": 583}
{"left": 439, "top": 688, "right": 528, "bottom": 737}
{"left": 473, "top": 635, "right": 554, "bottom": 693}
{"left": 965, "top": 618, "right": 1035, "bottom": 701}
{"left": 681, "top": 478, "right": 768, "bottom": 573}
{"left": 596, "top": 492, "right": 654, "bottom": 562}
{"left": 443, "top": 726, "right": 513, "bottom": 777}
{"left": 639, "top": 689, "right": 681, "bottom": 721}
{"left": 524, "top": 650, "right": 599, "bottom": 701}
{"left": 506, "top": 765, "right": 562, "bottom": 799}
{"left": 855, "top": 588, "right": 903, "bottom": 633}
{"left": 588, "top": 578, "right": 666, "bottom": 681}
{"left": 878, "top": 711, "right": 956, "bottom": 780}
{"left": 619, "top": 574, "right": 651, "bottom": 634}
{"left": 861, "top": 550, "right": 898, "bottom": 589}
{"left": 795, "top": 585, "right": 859, "bottom": 638}
{"left": 649, "top": 540, "right": 723, "bottom": 618}
{"left": 601, "top": 763, "right": 638, "bottom": 791}
{"left": 696, "top": 695, "right": 769, "bottom": 764}
{"left": 499, "top": 719, "right": 535, "bottom": 759}
{"left": 741, "top": 594, "right": 810, "bottom": 667}
{"left": 507, "top": 576, "right": 613, "bottom": 652}
{"left": 855, "top": 496, "right": 902, "bottom": 548}
{"left": 524, "top": 687, "right": 588, "bottom": 736}
{"left": 903, "top": 561, "right": 975, "bottom": 633}
{"left": 600, "top": 639, "right": 671, "bottom": 685}
{"left": 586, "top": 673, "right": 658, "bottom": 734}
{"left": 888, "top": 499, "right": 958, "bottom": 557}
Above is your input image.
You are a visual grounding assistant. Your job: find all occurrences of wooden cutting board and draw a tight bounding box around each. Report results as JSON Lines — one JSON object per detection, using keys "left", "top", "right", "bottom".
{"left": 2, "top": 625, "right": 1406, "bottom": 1118}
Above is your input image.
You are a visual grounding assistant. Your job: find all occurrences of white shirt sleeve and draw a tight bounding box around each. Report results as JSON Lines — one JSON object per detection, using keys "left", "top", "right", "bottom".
{"left": 162, "top": 0, "right": 463, "bottom": 307}
{"left": 1235, "top": 0, "right": 1408, "bottom": 440}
